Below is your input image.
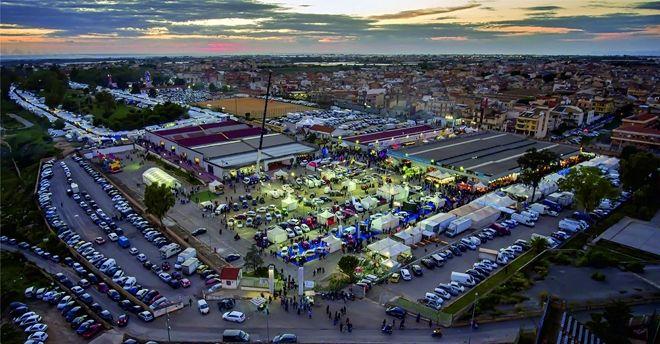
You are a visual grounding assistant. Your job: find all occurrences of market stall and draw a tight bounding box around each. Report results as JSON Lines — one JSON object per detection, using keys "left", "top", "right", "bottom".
{"left": 281, "top": 194, "right": 298, "bottom": 211}
{"left": 425, "top": 170, "right": 455, "bottom": 185}
{"left": 321, "top": 235, "right": 343, "bottom": 253}
{"left": 405, "top": 226, "right": 423, "bottom": 244}
{"left": 367, "top": 237, "right": 411, "bottom": 261}
{"left": 142, "top": 167, "right": 181, "bottom": 190}
{"left": 208, "top": 180, "right": 224, "bottom": 194}
{"left": 317, "top": 209, "right": 336, "bottom": 227}
{"left": 274, "top": 170, "right": 289, "bottom": 179}
{"left": 371, "top": 213, "right": 399, "bottom": 231}
{"left": 267, "top": 226, "right": 288, "bottom": 244}
{"left": 342, "top": 179, "right": 357, "bottom": 192}
{"left": 361, "top": 196, "right": 379, "bottom": 210}
{"left": 393, "top": 230, "right": 414, "bottom": 245}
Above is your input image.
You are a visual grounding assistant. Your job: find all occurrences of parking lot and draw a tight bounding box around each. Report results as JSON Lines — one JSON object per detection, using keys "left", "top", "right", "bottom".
{"left": 371, "top": 210, "right": 572, "bottom": 302}
{"left": 50, "top": 157, "right": 202, "bottom": 302}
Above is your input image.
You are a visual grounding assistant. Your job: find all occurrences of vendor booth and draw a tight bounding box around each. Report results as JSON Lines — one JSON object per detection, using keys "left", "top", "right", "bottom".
{"left": 361, "top": 196, "right": 379, "bottom": 210}
{"left": 321, "top": 235, "right": 343, "bottom": 253}
{"left": 208, "top": 180, "right": 224, "bottom": 194}
{"left": 142, "top": 167, "right": 181, "bottom": 190}
{"left": 425, "top": 170, "right": 455, "bottom": 185}
{"left": 367, "top": 237, "right": 411, "bottom": 261}
{"left": 405, "top": 226, "right": 423, "bottom": 244}
{"left": 342, "top": 179, "right": 357, "bottom": 192}
{"left": 281, "top": 194, "right": 298, "bottom": 211}
{"left": 393, "top": 231, "right": 414, "bottom": 245}
{"left": 317, "top": 209, "right": 336, "bottom": 227}
{"left": 267, "top": 226, "right": 288, "bottom": 244}
{"left": 502, "top": 184, "right": 542, "bottom": 203}
{"left": 371, "top": 213, "right": 399, "bottom": 231}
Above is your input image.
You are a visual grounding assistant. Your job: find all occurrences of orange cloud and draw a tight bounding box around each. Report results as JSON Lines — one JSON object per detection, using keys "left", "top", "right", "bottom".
{"left": 561, "top": 24, "right": 660, "bottom": 41}
{"left": 317, "top": 36, "right": 357, "bottom": 43}
{"left": 478, "top": 25, "right": 582, "bottom": 36}
{"left": 429, "top": 36, "right": 469, "bottom": 41}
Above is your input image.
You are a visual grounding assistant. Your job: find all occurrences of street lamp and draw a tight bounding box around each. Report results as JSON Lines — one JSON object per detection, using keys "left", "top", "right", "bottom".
{"left": 468, "top": 292, "right": 479, "bottom": 344}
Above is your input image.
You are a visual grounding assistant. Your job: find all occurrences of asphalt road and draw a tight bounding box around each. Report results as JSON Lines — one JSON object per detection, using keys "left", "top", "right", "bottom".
{"left": 51, "top": 157, "right": 200, "bottom": 301}
{"left": 371, "top": 209, "right": 572, "bottom": 302}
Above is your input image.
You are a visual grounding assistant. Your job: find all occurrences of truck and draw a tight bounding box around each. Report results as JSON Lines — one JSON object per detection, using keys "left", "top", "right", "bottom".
{"left": 450, "top": 272, "right": 476, "bottom": 287}
{"left": 159, "top": 243, "right": 181, "bottom": 259}
{"left": 529, "top": 203, "right": 548, "bottom": 215}
{"left": 445, "top": 217, "right": 472, "bottom": 237}
{"left": 478, "top": 248, "right": 507, "bottom": 265}
{"left": 511, "top": 213, "right": 535, "bottom": 227}
{"left": 541, "top": 199, "right": 562, "bottom": 212}
{"left": 70, "top": 183, "right": 79, "bottom": 194}
{"left": 546, "top": 192, "right": 573, "bottom": 207}
{"left": 181, "top": 257, "right": 200, "bottom": 275}
{"left": 423, "top": 213, "right": 456, "bottom": 233}
{"left": 176, "top": 248, "right": 197, "bottom": 269}
{"left": 117, "top": 236, "right": 130, "bottom": 248}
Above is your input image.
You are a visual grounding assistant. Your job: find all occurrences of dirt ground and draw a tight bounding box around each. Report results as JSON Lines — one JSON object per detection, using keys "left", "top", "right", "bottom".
{"left": 9, "top": 301, "right": 89, "bottom": 344}
{"left": 196, "top": 97, "right": 317, "bottom": 118}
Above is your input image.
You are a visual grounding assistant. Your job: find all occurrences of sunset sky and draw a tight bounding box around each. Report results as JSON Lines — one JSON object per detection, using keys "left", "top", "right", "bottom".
{"left": 1, "top": 0, "right": 659, "bottom": 56}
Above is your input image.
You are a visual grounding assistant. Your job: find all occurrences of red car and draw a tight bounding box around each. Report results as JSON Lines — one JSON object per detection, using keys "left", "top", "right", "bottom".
{"left": 97, "top": 283, "right": 109, "bottom": 293}
{"left": 82, "top": 323, "right": 103, "bottom": 339}
{"left": 180, "top": 278, "right": 191, "bottom": 288}
{"left": 161, "top": 262, "right": 171, "bottom": 271}
{"left": 205, "top": 278, "right": 221, "bottom": 286}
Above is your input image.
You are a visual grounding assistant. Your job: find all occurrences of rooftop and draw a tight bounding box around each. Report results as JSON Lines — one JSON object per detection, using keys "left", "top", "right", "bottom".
{"left": 344, "top": 125, "right": 435, "bottom": 144}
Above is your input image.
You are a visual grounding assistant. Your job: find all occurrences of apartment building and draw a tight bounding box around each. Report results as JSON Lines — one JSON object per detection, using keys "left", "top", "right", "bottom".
{"left": 515, "top": 106, "right": 550, "bottom": 138}
{"left": 593, "top": 97, "right": 615, "bottom": 115}
{"left": 611, "top": 113, "right": 660, "bottom": 152}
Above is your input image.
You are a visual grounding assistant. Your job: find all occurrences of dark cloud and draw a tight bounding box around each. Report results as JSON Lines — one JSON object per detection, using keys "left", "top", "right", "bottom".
{"left": 525, "top": 6, "right": 563, "bottom": 11}
{"left": 634, "top": 1, "right": 660, "bottom": 10}
{"left": 369, "top": 3, "right": 480, "bottom": 20}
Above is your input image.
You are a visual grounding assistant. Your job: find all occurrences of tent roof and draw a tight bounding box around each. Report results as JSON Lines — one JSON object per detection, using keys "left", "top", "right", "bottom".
{"left": 142, "top": 167, "right": 180, "bottom": 187}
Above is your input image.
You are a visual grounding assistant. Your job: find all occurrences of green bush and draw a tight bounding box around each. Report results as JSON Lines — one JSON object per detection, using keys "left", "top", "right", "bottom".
{"left": 591, "top": 271, "right": 606, "bottom": 281}
{"left": 578, "top": 248, "right": 617, "bottom": 268}
{"left": 624, "top": 262, "right": 645, "bottom": 273}
{"left": 549, "top": 251, "right": 575, "bottom": 265}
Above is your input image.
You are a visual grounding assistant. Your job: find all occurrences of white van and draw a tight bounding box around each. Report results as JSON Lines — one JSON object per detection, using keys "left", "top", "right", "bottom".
{"left": 425, "top": 292, "right": 441, "bottom": 303}
{"left": 511, "top": 213, "right": 535, "bottom": 227}
{"left": 100, "top": 258, "right": 116, "bottom": 273}
{"left": 558, "top": 219, "right": 580, "bottom": 233}
{"left": 451, "top": 272, "right": 476, "bottom": 286}
{"left": 529, "top": 203, "right": 548, "bottom": 215}
{"left": 521, "top": 210, "right": 539, "bottom": 221}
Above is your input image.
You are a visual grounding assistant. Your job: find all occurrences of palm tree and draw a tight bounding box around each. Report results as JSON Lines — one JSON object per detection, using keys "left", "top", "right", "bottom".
{"left": 517, "top": 148, "right": 560, "bottom": 202}
{"left": 530, "top": 236, "right": 548, "bottom": 253}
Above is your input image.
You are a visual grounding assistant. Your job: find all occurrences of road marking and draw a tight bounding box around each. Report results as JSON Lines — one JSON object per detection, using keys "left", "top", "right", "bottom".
{"left": 633, "top": 272, "right": 660, "bottom": 290}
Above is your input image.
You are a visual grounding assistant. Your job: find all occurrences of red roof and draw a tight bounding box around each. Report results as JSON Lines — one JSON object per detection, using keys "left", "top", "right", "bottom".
{"left": 309, "top": 124, "right": 334, "bottom": 134}
{"left": 614, "top": 124, "right": 660, "bottom": 135}
{"left": 176, "top": 127, "right": 263, "bottom": 147}
{"left": 220, "top": 267, "right": 241, "bottom": 280}
{"left": 624, "top": 113, "right": 656, "bottom": 123}
{"left": 344, "top": 125, "right": 434, "bottom": 143}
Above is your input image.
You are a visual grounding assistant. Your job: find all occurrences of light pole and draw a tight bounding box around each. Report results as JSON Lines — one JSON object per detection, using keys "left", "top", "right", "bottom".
{"left": 468, "top": 292, "right": 479, "bottom": 344}
{"left": 166, "top": 308, "right": 172, "bottom": 343}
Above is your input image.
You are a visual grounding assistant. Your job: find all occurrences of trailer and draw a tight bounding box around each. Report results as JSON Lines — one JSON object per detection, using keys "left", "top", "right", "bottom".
{"left": 181, "top": 258, "right": 200, "bottom": 275}
{"left": 422, "top": 213, "right": 456, "bottom": 233}
{"left": 160, "top": 243, "right": 182, "bottom": 259}
{"left": 445, "top": 217, "right": 472, "bottom": 237}
{"left": 70, "top": 183, "right": 79, "bottom": 194}
{"left": 176, "top": 248, "right": 197, "bottom": 269}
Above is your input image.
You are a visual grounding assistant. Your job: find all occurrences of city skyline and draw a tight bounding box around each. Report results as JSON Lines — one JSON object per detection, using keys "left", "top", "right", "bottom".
{"left": 1, "top": 0, "right": 659, "bottom": 56}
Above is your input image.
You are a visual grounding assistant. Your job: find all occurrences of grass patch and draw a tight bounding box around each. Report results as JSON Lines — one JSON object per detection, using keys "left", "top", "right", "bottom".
{"left": 443, "top": 249, "right": 538, "bottom": 314}
{"left": 192, "top": 190, "right": 219, "bottom": 203}
{"left": 0, "top": 252, "right": 51, "bottom": 311}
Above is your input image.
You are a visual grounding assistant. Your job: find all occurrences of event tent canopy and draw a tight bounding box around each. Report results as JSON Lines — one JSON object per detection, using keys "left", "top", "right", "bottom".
{"left": 371, "top": 213, "right": 399, "bottom": 231}
{"left": 274, "top": 170, "right": 288, "bottom": 179}
{"left": 321, "top": 235, "right": 342, "bottom": 253}
{"left": 208, "top": 180, "right": 223, "bottom": 194}
{"left": 267, "top": 226, "right": 288, "bottom": 244}
{"left": 142, "top": 167, "right": 181, "bottom": 189}
{"left": 394, "top": 231, "right": 414, "bottom": 245}
{"left": 367, "top": 237, "right": 411, "bottom": 260}
{"left": 317, "top": 210, "right": 336, "bottom": 226}
{"left": 281, "top": 195, "right": 298, "bottom": 211}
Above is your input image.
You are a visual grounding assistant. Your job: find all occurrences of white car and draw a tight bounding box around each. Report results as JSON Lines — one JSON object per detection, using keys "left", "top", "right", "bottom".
{"left": 128, "top": 247, "right": 139, "bottom": 255}
{"left": 24, "top": 323, "right": 47, "bottom": 333}
{"left": 286, "top": 229, "right": 295, "bottom": 238}
{"left": 198, "top": 299, "right": 209, "bottom": 315}
{"left": 136, "top": 253, "right": 147, "bottom": 262}
{"left": 300, "top": 224, "right": 310, "bottom": 232}
{"left": 222, "top": 311, "right": 246, "bottom": 323}
{"left": 400, "top": 268, "right": 412, "bottom": 281}
{"left": 27, "top": 331, "right": 48, "bottom": 342}
{"left": 108, "top": 233, "right": 118, "bottom": 241}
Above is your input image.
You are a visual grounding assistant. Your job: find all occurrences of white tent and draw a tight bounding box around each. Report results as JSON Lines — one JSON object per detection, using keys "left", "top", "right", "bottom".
{"left": 377, "top": 184, "right": 399, "bottom": 201}
{"left": 405, "top": 226, "right": 423, "bottom": 244}
{"left": 321, "top": 235, "right": 342, "bottom": 253}
{"left": 371, "top": 213, "right": 399, "bottom": 231}
{"left": 367, "top": 237, "right": 411, "bottom": 260}
{"left": 317, "top": 210, "right": 336, "bottom": 226}
{"left": 361, "top": 196, "right": 379, "bottom": 210}
{"left": 425, "top": 170, "right": 454, "bottom": 184}
{"left": 267, "top": 227, "right": 288, "bottom": 244}
{"left": 342, "top": 179, "right": 357, "bottom": 191}
{"left": 502, "top": 184, "right": 542, "bottom": 202}
{"left": 320, "top": 169, "right": 336, "bottom": 180}
{"left": 199, "top": 201, "right": 214, "bottom": 210}
{"left": 142, "top": 167, "right": 181, "bottom": 189}
{"left": 467, "top": 206, "right": 501, "bottom": 229}
{"left": 394, "top": 231, "right": 414, "bottom": 245}
{"left": 208, "top": 180, "right": 223, "bottom": 194}
{"left": 281, "top": 195, "right": 298, "bottom": 211}
{"left": 472, "top": 192, "right": 516, "bottom": 209}
{"left": 274, "top": 170, "right": 288, "bottom": 179}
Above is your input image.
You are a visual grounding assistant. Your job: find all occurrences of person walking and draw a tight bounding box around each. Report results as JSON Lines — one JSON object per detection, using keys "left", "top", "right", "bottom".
{"left": 339, "top": 323, "right": 343, "bottom": 332}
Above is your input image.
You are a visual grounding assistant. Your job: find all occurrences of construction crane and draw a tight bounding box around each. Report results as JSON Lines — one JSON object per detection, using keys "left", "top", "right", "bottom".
{"left": 255, "top": 70, "right": 272, "bottom": 176}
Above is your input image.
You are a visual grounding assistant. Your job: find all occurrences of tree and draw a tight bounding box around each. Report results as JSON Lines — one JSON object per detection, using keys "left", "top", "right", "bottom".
{"left": 144, "top": 183, "right": 175, "bottom": 224}
{"left": 529, "top": 236, "right": 548, "bottom": 253}
{"left": 208, "top": 83, "right": 218, "bottom": 93}
{"left": 620, "top": 151, "right": 659, "bottom": 191}
{"left": 52, "top": 118, "right": 66, "bottom": 130}
{"left": 337, "top": 255, "right": 359, "bottom": 281}
{"left": 130, "top": 82, "right": 141, "bottom": 94}
{"left": 558, "top": 166, "right": 617, "bottom": 212}
{"left": 586, "top": 300, "right": 632, "bottom": 344}
{"left": 517, "top": 148, "right": 560, "bottom": 202}
{"left": 148, "top": 88, "right": 158, "bottom": 98}
{"left": 244, "top": 245, "right": 263, "bottom": 272}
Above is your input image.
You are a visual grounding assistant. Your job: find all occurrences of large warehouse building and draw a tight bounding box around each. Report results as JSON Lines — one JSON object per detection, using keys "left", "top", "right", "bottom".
{"left": 144, "top": 120, "right": 315, "bottom": 178}
{"left": 390, "top": 131, "right": 579, "bottom": 183}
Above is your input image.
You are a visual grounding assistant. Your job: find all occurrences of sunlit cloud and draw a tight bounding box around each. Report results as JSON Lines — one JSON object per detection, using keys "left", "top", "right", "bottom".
{"left": 429, "top": 36, "right": 469, "bottom": 41}
{"left": 168, "top": 18, "right": 270, "bottom": 27}
{"left": 478, "top": 25, "right": 583, "bottom": 36}
{"left": 561, "top": 24, "right": 660, "bottom": 41}
{"left": 317, "top": 35, "right": 357, "bottom": 43}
